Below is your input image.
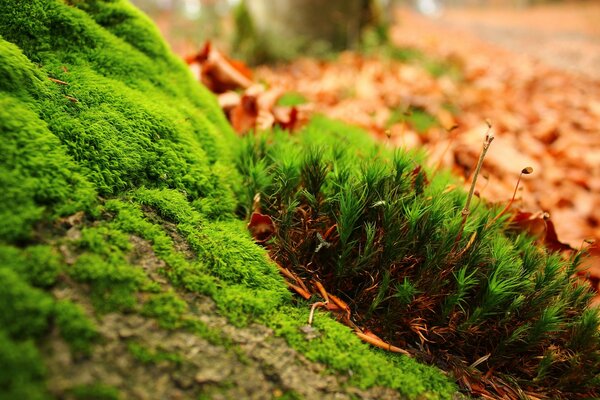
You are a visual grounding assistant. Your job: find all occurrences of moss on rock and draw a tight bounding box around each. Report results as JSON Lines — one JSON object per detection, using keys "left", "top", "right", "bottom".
{"left": 0, "top": 1, "right": 458, "bottom": 398}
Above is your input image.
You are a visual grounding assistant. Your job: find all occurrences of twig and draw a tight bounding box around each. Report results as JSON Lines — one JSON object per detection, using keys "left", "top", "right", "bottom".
{"left": 354, "top": 331, "right": 411, "bottom": 356}
{"left": 48, "top": 77, "right": 68, "bottom": 85}
{"left": 308, "top": 301, "right": 327, "bottom": 325}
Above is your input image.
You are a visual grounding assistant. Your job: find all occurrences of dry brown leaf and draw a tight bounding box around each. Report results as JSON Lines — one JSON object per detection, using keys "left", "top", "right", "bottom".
{"left": 247, "top": 212, "right": 275, "bottom": 243}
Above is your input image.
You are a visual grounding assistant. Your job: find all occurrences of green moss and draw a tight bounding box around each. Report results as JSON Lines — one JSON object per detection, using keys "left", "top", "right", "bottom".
{"left": 127, "top": 341, "right": 183, "bottom": 366}
{"left": 237, "top": 116, "right": 600, "bottom": 397}
{"left": 142, "top": 291, "right": 187, "bottom": 329}
{"left": 0, "top": 92, "right": 96, "bottom": 242}
{"left": 105, "top": 199, "right": 219, "bottom": 296}
{"left": 0, "top": 269, "right": 54, "bottom": 339}
{"left": 276, "top": 92, "right": 308, "bottom": 107}
{"left": 0, "top": 1, "right": 460, "bottom": 398}
{"left": 54, "top": 300, "right": 98, "bottom": 354}
{"left": 0, "top": 245, "right": 61, "bottom": 287}
{"left": 0, "top": 0, "right": 236, "bottom": 207}
{"left": 0, "top": 331, "right": 47, "bottom": 400}
{"left": 270, "top": 308, "right": 455, "bottom": 399}
{"left": 69, "top": 253, "right": 146, "bottom": 312}
{"left": 68, "top": 383, "right": 121, "bottom": 400}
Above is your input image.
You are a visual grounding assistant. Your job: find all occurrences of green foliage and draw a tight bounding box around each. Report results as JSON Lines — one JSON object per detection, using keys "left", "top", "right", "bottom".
{"left": 235, "top": 116, "right": 600, "bottom": 396}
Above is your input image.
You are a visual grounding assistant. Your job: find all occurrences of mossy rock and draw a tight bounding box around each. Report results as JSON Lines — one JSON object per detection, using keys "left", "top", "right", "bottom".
{"left": 0, "top": 1, "right": 457, "bottom": 399}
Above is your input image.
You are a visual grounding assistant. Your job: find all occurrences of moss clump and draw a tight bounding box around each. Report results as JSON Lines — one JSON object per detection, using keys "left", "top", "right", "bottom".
{"left": 236, "top": 116, "right": 600, "bottom": 397}
{"left": 0, "top": 245, "right": 62, "bottom": 287}
{"left": 0, "top": 0, "right": 237, "bottom": 395}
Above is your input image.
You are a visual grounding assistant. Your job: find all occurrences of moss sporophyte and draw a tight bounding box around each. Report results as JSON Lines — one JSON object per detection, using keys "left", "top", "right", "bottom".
{"left": 0, "top": 1, "right": 598, "bottom": 399}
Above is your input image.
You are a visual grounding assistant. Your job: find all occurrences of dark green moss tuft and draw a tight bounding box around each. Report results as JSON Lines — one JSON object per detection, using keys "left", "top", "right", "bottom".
{"left": 236, "top": 116, "right": 600, "bottom": 397}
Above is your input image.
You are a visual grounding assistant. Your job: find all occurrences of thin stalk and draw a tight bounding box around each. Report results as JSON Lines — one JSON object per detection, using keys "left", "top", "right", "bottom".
{"left": 486, "top": 167, "right": 533, "bottom": 229}
{"left": 455, "top": 124, "right": 494, "bottom": 246}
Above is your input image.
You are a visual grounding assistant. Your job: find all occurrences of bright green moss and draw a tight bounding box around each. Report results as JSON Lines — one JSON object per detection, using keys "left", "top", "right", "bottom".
{"left": 0, "top": 245, "right": 61, "bottom": 287}
{"left": 0, "top": 93, "right": 96, "bottom": 242}
{"left": 270, "top": 307, "right": 455, "bottom": 399}
{"left": 142, "top": 291, "right": 188, "bottom": 329}
{"left": 0, "top": 0, "right": 237, "bottom": 205}
{"left": 70, "top": 253, "right": 146, "bottom": 312}
{"left": 135, "top": 188, "right": 202, "bottom": 225}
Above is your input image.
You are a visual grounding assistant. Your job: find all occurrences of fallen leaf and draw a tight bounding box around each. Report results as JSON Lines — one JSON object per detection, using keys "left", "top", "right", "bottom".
{"left": 247, "top": 212, "right": 275, "bottom": 243}
{"left": 186, "top": 41, "right": 253, "bottom": 93}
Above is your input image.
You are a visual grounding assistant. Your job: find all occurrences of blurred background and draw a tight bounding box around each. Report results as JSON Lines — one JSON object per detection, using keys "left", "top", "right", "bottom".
{"left": 130, "top": 0, "right": 600, "bottom": 77}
